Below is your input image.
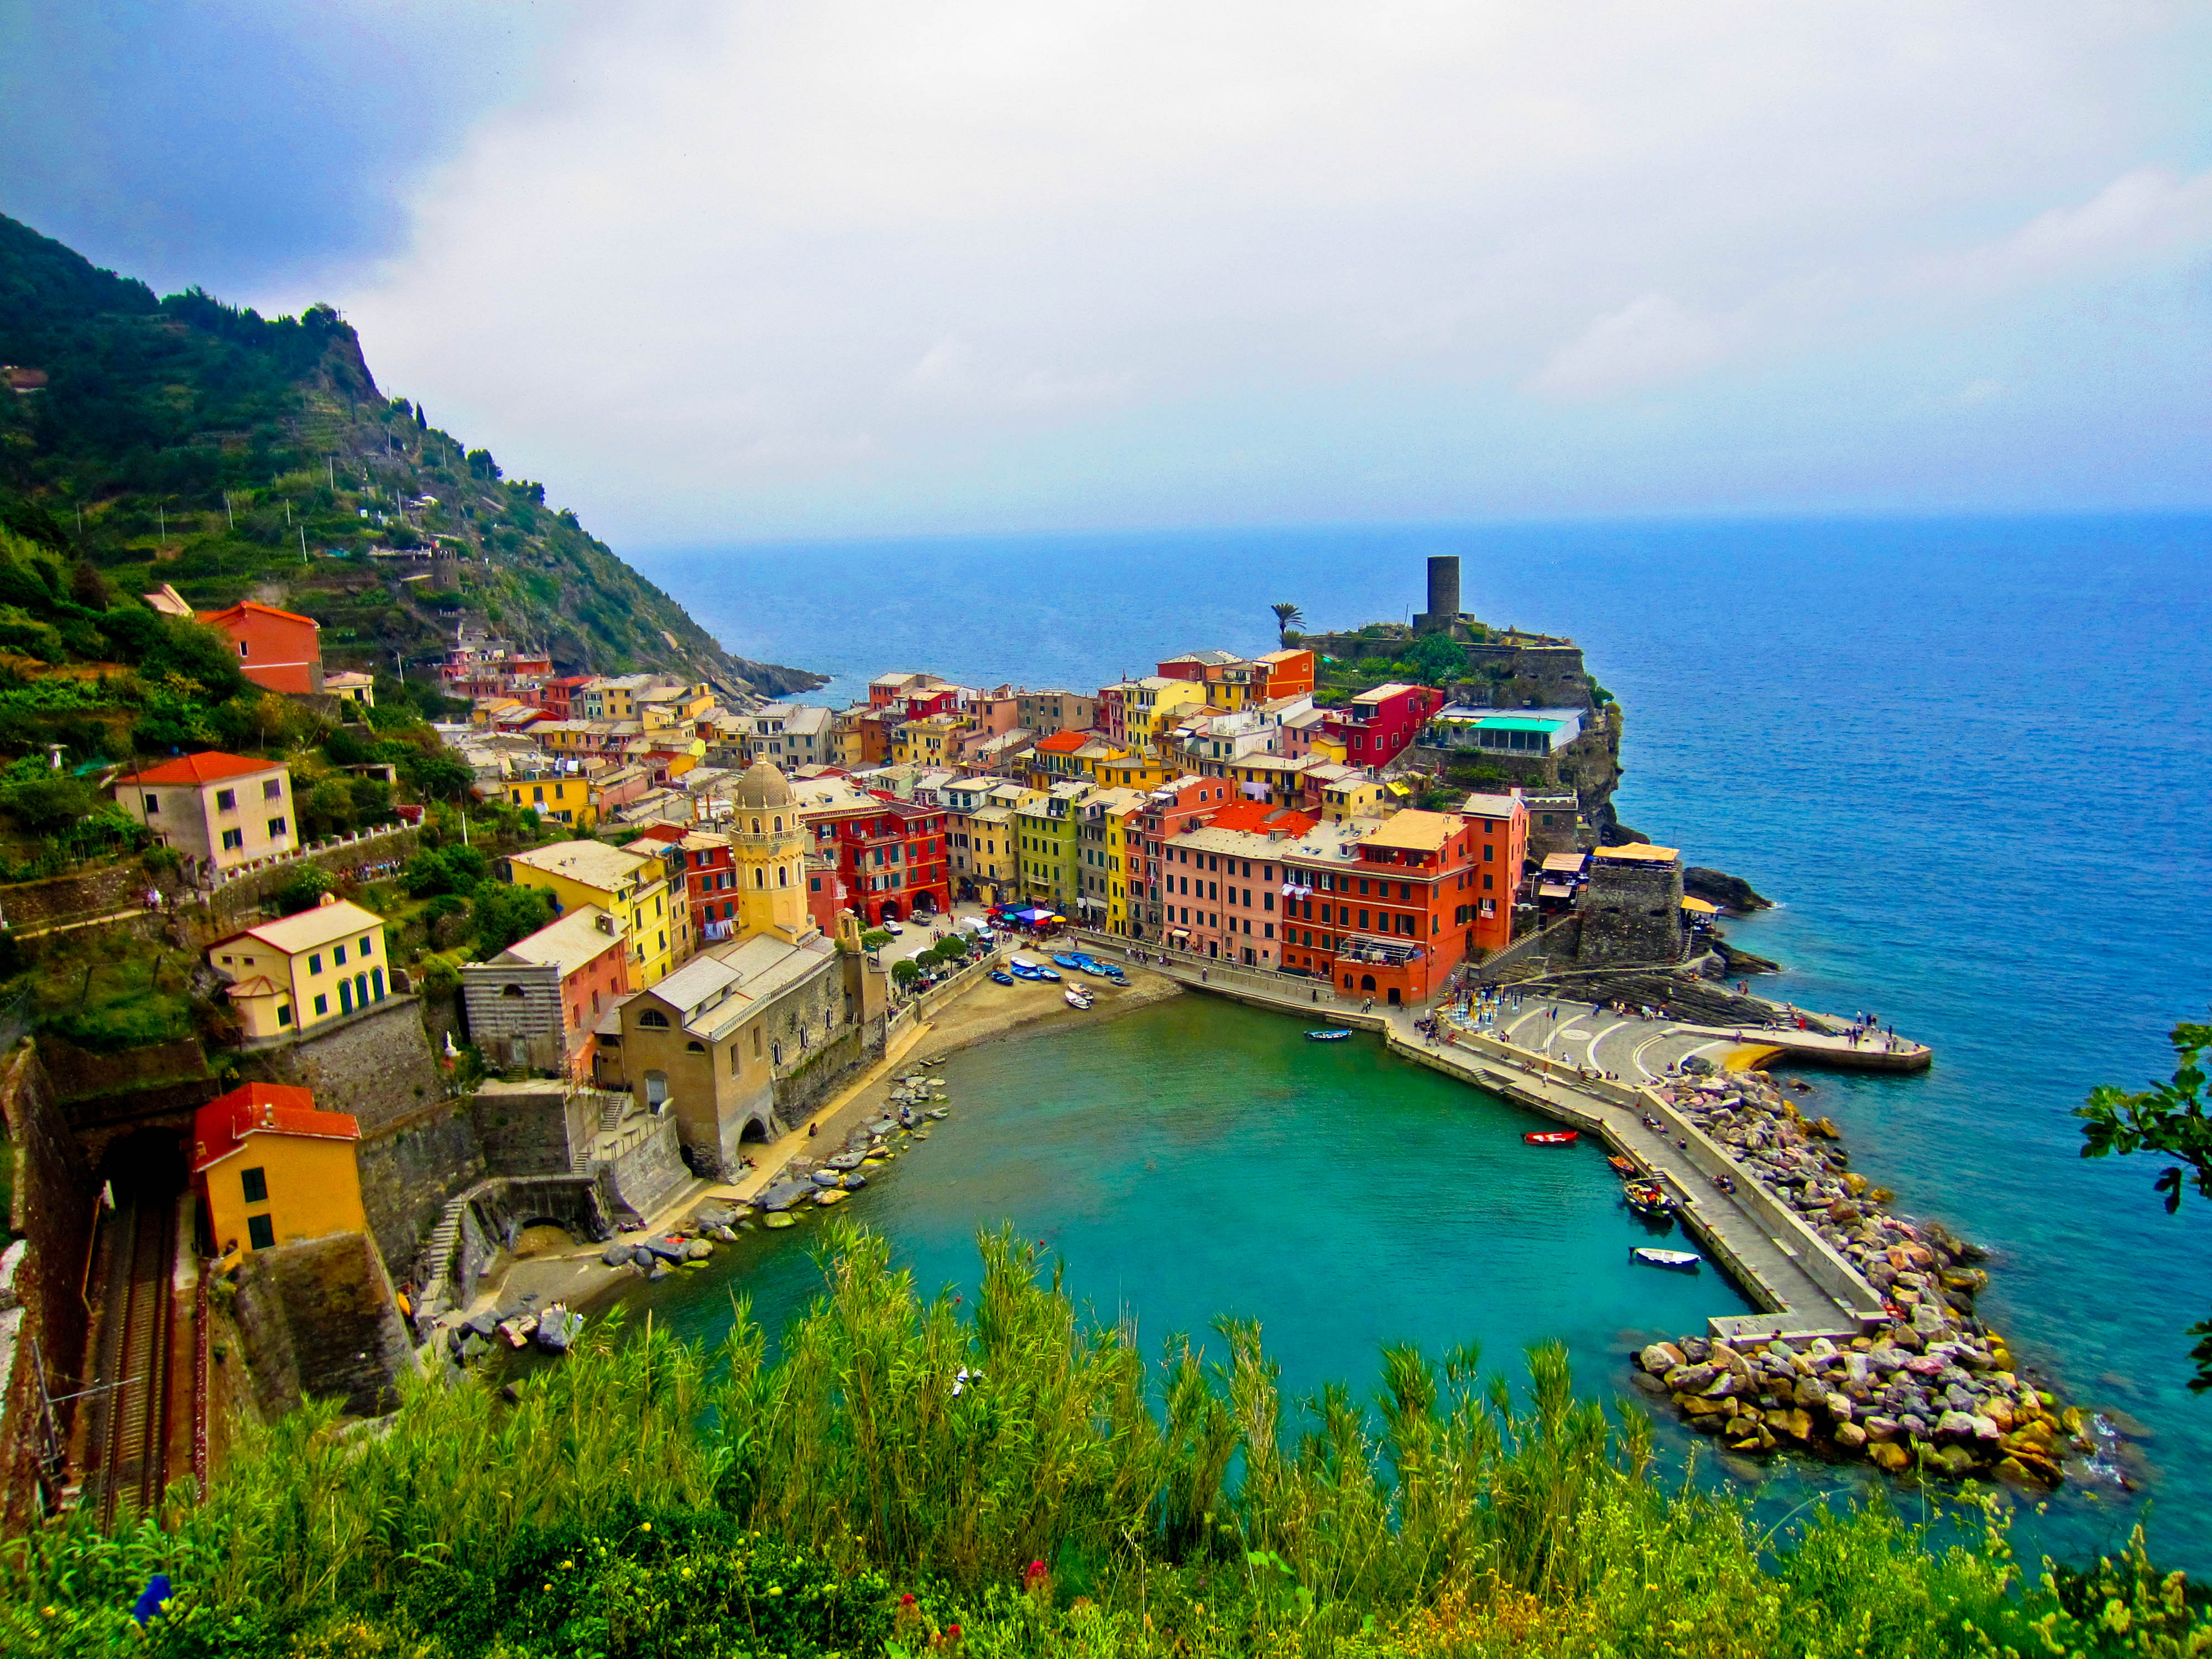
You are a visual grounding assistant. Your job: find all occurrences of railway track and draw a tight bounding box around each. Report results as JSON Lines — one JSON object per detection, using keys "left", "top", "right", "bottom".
{"left": 83, "top": 1192, "right": 177, "bottom": 1529}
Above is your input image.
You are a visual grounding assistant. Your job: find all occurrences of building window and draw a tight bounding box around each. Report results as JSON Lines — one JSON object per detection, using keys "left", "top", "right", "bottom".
{"left": 267, "top": 816, "right": 287, "bottom": 838}
{"left": 216, "top": 789, "right": 237, "bottom": 811}
{"left": 143, "top": 794, "right": 160, "bottom": 813}
{"left": 639, "top": 1009, "right": 670, "bottom": 1029}
{"left": 276, "top": 1004, "right": 291, "bottom": 1026}
{"left": 333, "top": 943, "right": 348, "bottom": 966}
{"left": 220, "top": 827, "right": 244, "bottom": 851}
{"left": 263, "top": 778, "right": 283, "bottom": 799}
{"left": 241, "top": 1167, "right": 269, "bottom": 1204}
{"left": 314, "top": 994, "right": 328, "bottom": 1016}
{"left": 247, "top": 1214, "right": 275, "bottom": 1250}
{"left": 307, "top": 953, "right": 323, "bottom": 975}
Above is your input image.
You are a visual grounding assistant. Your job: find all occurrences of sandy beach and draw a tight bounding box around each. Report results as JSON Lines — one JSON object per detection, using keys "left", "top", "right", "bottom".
{"left": 451, "top": 963, "right": 1184, "bottom": 1328}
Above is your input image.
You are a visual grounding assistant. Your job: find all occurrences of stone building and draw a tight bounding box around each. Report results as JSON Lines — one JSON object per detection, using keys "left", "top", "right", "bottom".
{"left": 1575, "top": 843, "right": 1689, "bottom": 967}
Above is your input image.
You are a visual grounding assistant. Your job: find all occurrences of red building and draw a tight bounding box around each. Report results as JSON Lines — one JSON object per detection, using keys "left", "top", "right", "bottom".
{"left": 641, "top": 830, "right": 738, "bottom": 943}
{"left": 801, "top": 787, "right": 950, "bottom": 926}
{"left": 198, "top": 600, "right": 323, "bottom": 695}
{"left": 539, "top": 675, "right": 593, "bottom": 719}
{"left": 1324, "top": 682, "right": 1441, "bottom": 770}
{"left": 805, "top": 851, "right": 847, "bottom": 936}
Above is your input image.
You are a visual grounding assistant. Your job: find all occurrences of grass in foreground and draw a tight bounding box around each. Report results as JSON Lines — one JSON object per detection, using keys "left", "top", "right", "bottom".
{"left": 3, "top": 1226, "right": 2205, "bottom": 1657}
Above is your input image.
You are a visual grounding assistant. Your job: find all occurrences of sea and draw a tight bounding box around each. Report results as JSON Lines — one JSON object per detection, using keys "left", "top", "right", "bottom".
{"left": 627, "top": 514, "right": 2212, "bottom": 1567}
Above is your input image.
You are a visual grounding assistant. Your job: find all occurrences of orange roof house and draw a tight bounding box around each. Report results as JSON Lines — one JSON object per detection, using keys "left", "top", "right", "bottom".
{"left": 114, "top": 751, "right": 295, "bottom": 872}
{"left": 192, "top": 1083, "right": 366, "bottom": 1257}
{"left": 198, "top": 600, "right": 324, "bottom": 695}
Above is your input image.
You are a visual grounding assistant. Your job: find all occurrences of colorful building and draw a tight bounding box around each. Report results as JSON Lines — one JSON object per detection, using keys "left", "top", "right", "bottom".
{"left": 1457, "top": 791, "right": 1531, "bottom": 956}
{"left": 791, "top": 775, "right": 951, "bottom": 926}
{"left": 325, "top": 671, "right": 375, "bottom": 707}
{"left": 197, "top": 599, "right": 324, "bottom": 695}
{"left": 503, "top": 765, "right": 601, "bottom": 828}
{"left": 507, "top": 839, "right": 680, "bottom": 987}
{"left": 207, "top": 896, "right": 391, "bottom": 1040}
{"left": 114, "top": 752, "right": 295, "bottom": 873}
{"left": 460, "top": 904, "right": 632, "bottom": 1077}
{"left": 1121, "top": 677, "right": 1209, "bottom": 755}
{"left": 1155, "top": 803, "right": 1318, "bottom": 965}
{"left": 192, "top": 1083, "right": 364, "bottom": 1257}
{"left": 1324, "top": 682, "right": 1442, "bottom": 770}
{"left": 1014, "top": 782, "right": 1089, "bottom": 911}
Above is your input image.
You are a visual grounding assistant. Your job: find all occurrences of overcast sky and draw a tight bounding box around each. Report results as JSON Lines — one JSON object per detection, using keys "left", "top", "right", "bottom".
{"left": 6, "top": 0, "right": 2210, "bottom": 542}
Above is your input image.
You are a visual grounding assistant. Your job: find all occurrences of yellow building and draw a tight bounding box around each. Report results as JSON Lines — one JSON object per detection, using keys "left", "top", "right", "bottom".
{"left": 1122, "top": 677, "right": 1209, "bottom": 754}
{"left": 508, "top": 839, "right": 680, "bottom": 987}
{"left": 1093, "top": 752, "right": 1172, "bottom": 792}
{"left": 1320, "top": 774, "right": 1394, "bottom": 821}
{"left": 731, "top": 761, "right": 815, "bottom": 943}
{"left": 208, "top": 896, "right": 392, "bottom": 1041}
{"left": 892, "top": 711, "right": 968, "bottom": 768}
{"left": 193, "top": 1082, "right": 366, "bottom": 1257}
{"left": 505, "top": 769, "right": 601, "bottom": 828}
{"left": 1096, "top": 790, "right": 1146, "bottom": 935}
{"left": 325, "top": 671, "right": 375, "bottom": 707}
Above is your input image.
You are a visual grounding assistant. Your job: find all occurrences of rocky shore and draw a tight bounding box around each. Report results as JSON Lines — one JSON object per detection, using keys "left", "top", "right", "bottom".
{"left": 1630, "top": 1064, "right": 2089, "bottom": 1488}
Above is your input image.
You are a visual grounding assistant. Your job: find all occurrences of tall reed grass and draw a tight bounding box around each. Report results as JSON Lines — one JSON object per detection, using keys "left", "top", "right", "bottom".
{"left": 4, "top": 1223, "right": 2205, "bottom": 1657}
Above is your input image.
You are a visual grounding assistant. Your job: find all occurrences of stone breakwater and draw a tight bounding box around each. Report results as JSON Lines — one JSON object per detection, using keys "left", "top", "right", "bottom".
{"left": 1633, "top": 1065, "right": 2087, "bottom": 1488}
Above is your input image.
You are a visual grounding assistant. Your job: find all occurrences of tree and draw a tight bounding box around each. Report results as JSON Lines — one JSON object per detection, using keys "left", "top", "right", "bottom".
{"left": 1405, "top": 632, "right": 1466, "bottom": 687}
{"left": 471, "top": 881, "right": 553, "bottom": 956}
{"left": 2079, "top": 1014, "right": 2212, "bottom": 1387}
{"left": 1270, "top": 602, "right": 1305, "bottom": 644}
{"left": 401, "top": 750, "right": 477, "bottom": 802}
{"left": 273, "top": 867, "right": 332, "bottom": 915}
{"left": 891, "top": 958, "right": 921, "bottom": 989}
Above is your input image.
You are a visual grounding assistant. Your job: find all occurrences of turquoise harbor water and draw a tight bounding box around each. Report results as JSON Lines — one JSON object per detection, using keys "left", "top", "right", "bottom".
{"left": 633, "top": 514, "right": 2212, "bottom": 1564}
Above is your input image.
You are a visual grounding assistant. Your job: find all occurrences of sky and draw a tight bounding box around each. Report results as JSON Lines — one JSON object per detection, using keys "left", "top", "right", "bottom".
{"left": 4, "top": 0, "right": 2210, "bottom": 543}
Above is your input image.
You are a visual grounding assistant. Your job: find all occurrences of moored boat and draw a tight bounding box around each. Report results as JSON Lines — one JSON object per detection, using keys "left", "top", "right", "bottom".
{"left": 1625, "top": 1181, "right": 1676, "bottom": 1217}
{"left": 1630, "top": 1247, "right": 1700, "bottom": 1272}
{"left": 1607, "top": 1154, "right": 1636, "bottom": 1176}
{"left": 1306, "top": 1029, "right": 1352, "bottom": 1041}
{"left": 1523, "top": 1129, "right": 1579, "bottom": 1145}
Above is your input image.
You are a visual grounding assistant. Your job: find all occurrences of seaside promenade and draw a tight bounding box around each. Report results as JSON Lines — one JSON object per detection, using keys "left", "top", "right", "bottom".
{"left": 1062, "top": 926, "right": 1895, "bottom": 1344}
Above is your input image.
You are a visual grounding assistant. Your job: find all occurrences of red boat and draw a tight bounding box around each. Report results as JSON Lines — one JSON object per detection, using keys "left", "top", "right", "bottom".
{"left": 1523, "top": 1130, "right": 1579, "bottom": 1145}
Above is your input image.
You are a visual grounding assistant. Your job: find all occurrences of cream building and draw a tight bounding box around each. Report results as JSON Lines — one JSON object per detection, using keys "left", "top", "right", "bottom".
{"left": 208, "top": 896, "right": 392, "bottom": 1041}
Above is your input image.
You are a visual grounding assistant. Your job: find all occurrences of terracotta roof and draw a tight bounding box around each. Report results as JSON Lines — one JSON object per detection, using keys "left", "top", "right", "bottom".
{"left": 197, "top": 599, "right": 321, "bottom": 629}
{"left": 115, "top": 752, "right": 280, "bottom": 786}
{"left": 192, "top": 1082, "right": 359, "bottom": 1173}
{"left": 1204, "top": 800, "right": 1316, "bottom": 835}
{"left": 1035, "top": 729, "right": 1091, "bottom": 754}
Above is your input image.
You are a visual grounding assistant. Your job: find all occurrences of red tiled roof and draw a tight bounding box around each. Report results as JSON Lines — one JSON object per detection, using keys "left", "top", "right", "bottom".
{"left": 1035, "top": 729, "right": 1090, "bottom": 754}
{"left": 197, "top": 599, "right": 321, "bottom": 629}
{"left": 1206, "top": 801, "right": 1318, "bottom": 835}
{"left": 192, "top": 1083, "right": 359, "bottom": 1173}
{"left": 116, "top": 751, "right": 278, "bottom": 786}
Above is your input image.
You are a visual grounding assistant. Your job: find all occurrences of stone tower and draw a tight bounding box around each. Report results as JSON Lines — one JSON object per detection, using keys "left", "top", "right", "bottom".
{"left": 1412, "top": 555, "right": 1462, "bottom": 635}
{"left": 731, "top": 760, "right": 813, "bottom": 944}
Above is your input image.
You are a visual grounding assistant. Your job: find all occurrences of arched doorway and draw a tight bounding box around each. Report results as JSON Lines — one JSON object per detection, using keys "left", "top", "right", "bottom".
{"left": 1360, "top": 974, "right": 1377, "bottom": 992}
{"left": 880, "top": 899, "right": 902, "bottom": 922}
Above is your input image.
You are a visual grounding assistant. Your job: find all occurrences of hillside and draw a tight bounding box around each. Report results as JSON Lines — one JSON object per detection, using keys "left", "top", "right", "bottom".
{"left": 0, "top": 212, "right": 821, "bottom": 702}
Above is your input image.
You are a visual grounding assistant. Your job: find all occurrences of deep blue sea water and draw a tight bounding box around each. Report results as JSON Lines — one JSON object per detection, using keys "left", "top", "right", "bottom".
{"left": 633, "top": 514, "right": 2212, "bottom": 1564}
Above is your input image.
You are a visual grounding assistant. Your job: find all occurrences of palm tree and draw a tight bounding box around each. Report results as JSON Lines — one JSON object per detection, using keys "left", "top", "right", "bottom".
{"left": 1270, "top": 602, "right": 1305, "bottom": 644}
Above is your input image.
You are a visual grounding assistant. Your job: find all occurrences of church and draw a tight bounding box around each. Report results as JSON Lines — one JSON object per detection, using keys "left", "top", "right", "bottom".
{"left": 591, "top": 761, "right": 887, "bottom": 1176}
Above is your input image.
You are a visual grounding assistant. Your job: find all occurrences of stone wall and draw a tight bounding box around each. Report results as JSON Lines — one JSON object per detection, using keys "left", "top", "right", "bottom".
{"left": 598, "top": 1112, "right": 689, "bottom": 1223}
{"left": 0, "top": 1045, "right": 96, "bottom": 1532}
{"left": 231, "top": 1230, "right": 420, "bottom": 1418}
{"left": 459, "top": 962, "right": 564, "bottom": 1074}
{"left": 244, "top": 997, "right": 446, "bottom": 1135}
{"left": 0, "top": 863, "right": 159, "bottom": 935}
{"left": 356, "top": 1098, "right": 486, "bottom": 1277}
{"left": 203, "top": 824, "right": 421, "bottom": 922}
{"left": 444, "top": 1176, "right": 617, "bottom": 1308}
{"left": 771, "top": 1024, "right": 872, "bottom": 1125}
{"left": 469, "top": 1081, "right": 590, "bottom": 1177}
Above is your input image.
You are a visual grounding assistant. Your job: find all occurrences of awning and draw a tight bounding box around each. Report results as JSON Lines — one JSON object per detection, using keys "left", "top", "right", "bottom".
{"left": 1679, "top": 895, "right": 1720, "bottom": 915}
{"left": 1538, "top": 882, "right": 1574, "bottom": 899}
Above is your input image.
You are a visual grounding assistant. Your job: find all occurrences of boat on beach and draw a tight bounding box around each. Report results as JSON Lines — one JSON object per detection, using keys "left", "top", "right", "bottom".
{"left": 1630, "top": 1247, "right": 1700, "bottom": 1272}
{"left": 1306, "top": 1029, "right": 1352, "bottom": 1041}
{"left": 1523, "top": 1129, "right": 1578, "bottom": 1145}
{"left": 1064, "top": 988, "right": 1093, "bottom": 1009}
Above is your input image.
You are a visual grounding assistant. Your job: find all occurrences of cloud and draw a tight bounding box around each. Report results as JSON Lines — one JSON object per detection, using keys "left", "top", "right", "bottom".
{"left": 319, "top": 0, "right": 2212, "bottom": 536}
{"left": 1528, "top": 296, "right": 1725, "bottom": 400}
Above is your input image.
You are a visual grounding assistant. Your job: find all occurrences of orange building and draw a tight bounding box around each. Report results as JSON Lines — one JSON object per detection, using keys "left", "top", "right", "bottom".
{"left": 192, "top": 1082, "right": 364, "bottom": 1258}
{"left": 1279, "top": 799, "right": 1528, "bottom": 1006}
{"left": 198, "top": 599, "right": 324, "bottom": 695}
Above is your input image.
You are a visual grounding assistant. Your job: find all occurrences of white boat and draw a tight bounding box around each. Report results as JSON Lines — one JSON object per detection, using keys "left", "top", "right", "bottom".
{"left": 1630, "top": 1248, "right": 1700, "bottom": 1272}
{"left": 1064, "top": 988, "right": 1093, "bottom": 1009}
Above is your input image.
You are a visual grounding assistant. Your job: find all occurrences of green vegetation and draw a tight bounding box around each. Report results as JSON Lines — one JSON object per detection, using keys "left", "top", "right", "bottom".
{"left": 3, "top": 1227, "right": 2204, "bottom": 1656}
{"left": 27, "top": 930, "right": 197, "bottom": 1052}
{"left": 0, "top": 211, "right": 817, "bottom": 699}
{"left": 1271, "top": 601, "right": 1305, "bottom": 644}
{"left": 2080, "top": 1014, "right": 2212, "bottom": 1389}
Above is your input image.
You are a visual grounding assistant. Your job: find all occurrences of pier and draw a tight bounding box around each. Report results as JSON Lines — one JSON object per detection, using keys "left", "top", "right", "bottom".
{"left": 1067, "top": 930, "right": 1902, "bottom": 1343}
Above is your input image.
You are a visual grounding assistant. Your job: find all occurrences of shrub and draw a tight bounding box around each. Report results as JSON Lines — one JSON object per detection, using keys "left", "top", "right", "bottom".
{"left": 891, "top": 958, "right": 921, "bottom": 987}
{"left": 273, "top": 867, "right": 332, "bottom": 916}
{"left": 471, "top": 881, "right": 552, "bottom": 955}
{"left": 403, "top": 845, "right": 488, "bottom": 898}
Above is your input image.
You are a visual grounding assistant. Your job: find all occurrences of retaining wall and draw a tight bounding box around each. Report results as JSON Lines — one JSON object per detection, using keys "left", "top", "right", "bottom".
{"left": 231, "top": 1230, "right": 420, "bottom": 1418}
{"left": 356, "top": 1098, "right": 487, "bottom": 1277}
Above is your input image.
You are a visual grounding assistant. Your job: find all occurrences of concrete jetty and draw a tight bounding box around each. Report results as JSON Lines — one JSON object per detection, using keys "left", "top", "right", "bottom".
{"left": 1068, "top": 931, "right": 1902, "bottom": 1342}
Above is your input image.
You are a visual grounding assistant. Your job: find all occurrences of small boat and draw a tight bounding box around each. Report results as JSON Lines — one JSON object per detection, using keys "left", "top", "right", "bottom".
{"left": 1037, "top": 968, "right": 1062, "bottom": 982}
{"left": 988, "top": 969, "right": 1015, "bottom": 985}
{"left": 1606, "top": 1155, "right": 1636, "bottom": 1176}
{"left": 1524, "top": 1130, "right": 1579, "bottom": 1145}
{"left": 1631, "top": 1247, "right": 1700, "bottom": 1272}
{"left": 1008, "top": 963, "right": 1042, "bottom": 980}
{"left": 1052, "top": 953, "right": 1084, "bottom": 968}
{"left": 1065, "top": 989, "right": 1093, "bottom": 1009}
{"left": 1625, "top": 1182, "right": 1676, "bottom": 1218}
{"left": 1306, "top": 1029, "right": 1352, "bottom": 1041}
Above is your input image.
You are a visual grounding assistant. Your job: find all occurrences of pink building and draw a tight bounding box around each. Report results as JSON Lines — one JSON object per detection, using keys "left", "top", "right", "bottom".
{"left": 1155, "top": 802, "right": 1319, "bottom": 965}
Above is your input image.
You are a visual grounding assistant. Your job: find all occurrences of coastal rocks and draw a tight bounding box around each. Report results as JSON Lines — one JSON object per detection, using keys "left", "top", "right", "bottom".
{"left": 1683, "top": 867, "right": 1773, "bottom": 914}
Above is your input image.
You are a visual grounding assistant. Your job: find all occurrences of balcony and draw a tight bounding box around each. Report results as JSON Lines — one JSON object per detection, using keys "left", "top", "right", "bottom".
{"left": 1332, "top": 933, "right": 1426, "bottom": 967}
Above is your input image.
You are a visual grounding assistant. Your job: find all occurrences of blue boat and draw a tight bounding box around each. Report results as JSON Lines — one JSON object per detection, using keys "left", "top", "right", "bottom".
{"left": 1037, "top": 968, "right": 1062, "bottom": 982}
{"left": 1306, "top": 1029, "right": 1352, "bottom": 1041}
{"left": 1008, "top": 963, "right": 1042, "bottom": 980}
{"left": 1052, "top": 953, "right": 1084, "bottom": 969}
{"left": 988, "top": 969, "right": 1015, "bottom": 985}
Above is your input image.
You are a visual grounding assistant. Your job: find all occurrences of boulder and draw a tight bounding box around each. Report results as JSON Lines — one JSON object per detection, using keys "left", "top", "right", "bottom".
{"left": 1824, "top": 1392, "right": 1855, "bottom": 1422}
{"left": 1834, "top": 1421, "right": 1868, "bottom": 1451}
{"left": 684, "top": 1239, "right": 714, "bottom": 1261}
{"left": 1792, "top": 1378, "right": 1829, "bottom": 1409}
{"left": 1770, "top": 1408, "right": 1815, "bottom": 1441}
{"left": 601, "top": 1244, "right": 633, "bottom": 1266}
{"left": 1663, "top": 1363, "right": 1717, "bottom": 1391}
{"left": 1936, "top": 1410, "right": 1980, "bottom": 1440}
{"left": 1863, "top": 1416, "right": 1901, "bottom": 1442}
{"left": 648, "top": 1261, "right": 670, "bottom": 1280}
{"left": 1679, "top": 1394, "right": 1730, "bottom": 1418}
{"left": 1640, "top": 1342, "right": 1687, "bottom": 1374}
{"left": 1869, "top": 1441, "right": 1912, "bottom": 1473}
{"left": 1629, "top": 1370, "right": 1669, "bottom": 1396}
{"left": 1935, "top": 1444, "right": 1981, "bottom": 1478}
